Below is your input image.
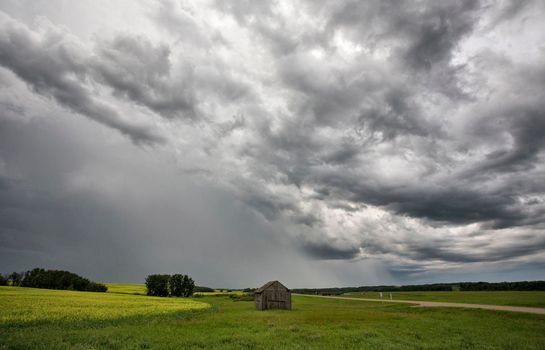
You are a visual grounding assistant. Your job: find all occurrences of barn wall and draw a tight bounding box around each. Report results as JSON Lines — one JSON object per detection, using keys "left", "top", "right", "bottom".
{"left": 255, "top": 281, "right": 291, "bottom": 310}
{"left": 255, "top": 293, "right": 264, "bottom": 310}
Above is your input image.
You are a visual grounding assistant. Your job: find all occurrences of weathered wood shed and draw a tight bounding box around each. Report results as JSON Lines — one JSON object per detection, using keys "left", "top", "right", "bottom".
{"left": 255, "top": 280, "right": 291, "bottom": 310}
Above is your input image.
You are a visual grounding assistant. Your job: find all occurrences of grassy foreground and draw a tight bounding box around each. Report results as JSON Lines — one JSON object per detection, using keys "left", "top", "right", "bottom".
{"left": 1, "top": 285, "right": 545, "bottom": 349}
{"left": 342, "top": 291, "right": 545, "bottom": 307}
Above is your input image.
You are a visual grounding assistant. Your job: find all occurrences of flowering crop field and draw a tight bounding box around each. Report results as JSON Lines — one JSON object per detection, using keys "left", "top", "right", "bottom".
{"left": 0, "top": 286, "right": 209, "bottom": 325}
{"left": 104, "top": 283, "right": 146, "bottom": 295}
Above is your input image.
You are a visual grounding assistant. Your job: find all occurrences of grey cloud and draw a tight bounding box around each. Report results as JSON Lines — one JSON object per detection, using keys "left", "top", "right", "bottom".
{"left": 0, "top": 13, "right": 163, "bottom": 144}
{"left": 324, "top": 0, "right": 480, "bottom": 69}
{"left": 400, "top": 0, "right": 480, "bottom": 70}
{"left": 236, "top": 0, "right": 545, "bottom": 229}
{"left": 1, "top": 0, "right": 545, "bottom": 284}
{"left": 478, "top": 108, "right": 545, "bottom": 174}
{"left": 233, "top": 179, "right": 321, "bottom": 227}
{"left": 151, "top": 2, "right": 254, "bottom": 105}
{"left": 213, "top": 0, "right": 275, "bottom": 26}
{"left": 362, "top": 229, "right": 545, "bottom": 265}
{"left": 154, "top": 1, "right": 213, "bottom": 47}
{"left": 302, "top": 241, "right": 360, "bottom": 260}
{"left": 486, "top": 0, "right": 534, "bottom": 28}
{"left": 309, "top": 0, "right": 483, "bottom": 101}
{"left": 310, "top": 163, "right": 543, "bottom": 229}
{"left": 0, "top": 112, "right": 389, "bottom": 288}
{"left": 92, "top": 35, "right": 196, "bottom": 119}
{"left": 303, "top": 216, "right": 545, "bottom": 266}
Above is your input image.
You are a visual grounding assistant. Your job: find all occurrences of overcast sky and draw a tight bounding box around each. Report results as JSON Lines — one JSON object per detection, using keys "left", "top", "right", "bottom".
{"left": 1, "top": 0, "right": 544, "bottom": 288}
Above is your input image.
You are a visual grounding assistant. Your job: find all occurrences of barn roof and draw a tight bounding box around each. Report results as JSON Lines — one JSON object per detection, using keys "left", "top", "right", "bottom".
{"left": 255, "top": 280, "right": 290, "bottom": 293}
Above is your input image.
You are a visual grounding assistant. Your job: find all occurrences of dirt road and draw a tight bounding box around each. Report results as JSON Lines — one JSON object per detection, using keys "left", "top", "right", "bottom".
{"left": 295, "top": 294, "right": 545, "bottom": 315}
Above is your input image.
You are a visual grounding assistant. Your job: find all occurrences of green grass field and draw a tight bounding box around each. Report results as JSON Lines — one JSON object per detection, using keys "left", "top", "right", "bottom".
{"left": 342, "top": 291, "right": 545, "bottom": 307}
{"left": 1, "top": 285, "right": 544, "bottom": 349}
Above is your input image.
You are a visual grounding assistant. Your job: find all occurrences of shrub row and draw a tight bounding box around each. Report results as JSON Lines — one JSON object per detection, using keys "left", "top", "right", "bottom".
{"left": 3, "top": 268, "right": 107, "bottom": 292}
{"left": 459, "top": 281, "right": 545, "bottom": 291}
{"left": 145, "top": 274, "right": 194, "bottom": 297}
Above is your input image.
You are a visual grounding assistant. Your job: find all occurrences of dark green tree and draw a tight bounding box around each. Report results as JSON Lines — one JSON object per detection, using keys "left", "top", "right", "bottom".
{"left": 8, "top": 272, "right": 23, "bottom": 286}
{"left": 182, "top": 275, "right": 195, "bottom": 297}
{"left": 145, "top": 274, "right": 171, "bottom": 297}
{"left": 169, "top": 274, "right": 184, "bottom": 297}
{"left": 17, "top": 268, "right": 107, "bottom": 292}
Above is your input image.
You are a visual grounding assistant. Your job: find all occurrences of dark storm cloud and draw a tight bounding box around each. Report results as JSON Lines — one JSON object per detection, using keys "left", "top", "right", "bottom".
{"left": 249, "top": 1, "right": 542, "bottom": 216}
{"left": 478, "top": 109, "right": 545, "bottom": 175}
{"left": 302, "top": 241, "right": 360, "bottom": 260}
{"left": 232, "top": 179, "right": 322, "bottom": 227}
{"left": 399, "top": 1, "right": 480, "bottom": 70}
{"left": 213, "top": 0, "right": 545, "bottom": 269}
{"left": 309, "top": 172, "right": 533, "bottom": 228}
{"left": 1, "top": 0, "right": 545, "bottom": 283}
{"left": 0, "top": 115, "right": 309, "bottom": 286}
{"left": 361, "top": 229, "right": 545, "bottom": 264}
{"left": 275, "top": 53, "right": 435, "bottom": 134}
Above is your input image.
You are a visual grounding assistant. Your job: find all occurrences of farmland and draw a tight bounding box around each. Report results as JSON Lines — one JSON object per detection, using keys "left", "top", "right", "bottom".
{"left": 0, "top": 286, "right": 209, "bottom": 325}
{"left": 104, "top": 283, "right": 146, "bottom": 295}
{"left": 103, "top": 283, "right": 241, "bottom": 297}
{"left": 342, "top": 291, "right": 545, "bottom": 308}
{"left": 1, "top": 285, "right": 545, "bottom": 349}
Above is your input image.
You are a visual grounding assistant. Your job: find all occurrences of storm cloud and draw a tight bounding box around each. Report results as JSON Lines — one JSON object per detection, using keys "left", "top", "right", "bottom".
{"left": 1, "top": 0, "right": 544, "bottom": 286}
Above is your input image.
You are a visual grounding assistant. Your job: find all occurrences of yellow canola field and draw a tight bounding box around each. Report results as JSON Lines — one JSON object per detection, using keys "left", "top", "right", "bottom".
{"left": 0, "top": 286, "right": 210, "bottom": 324}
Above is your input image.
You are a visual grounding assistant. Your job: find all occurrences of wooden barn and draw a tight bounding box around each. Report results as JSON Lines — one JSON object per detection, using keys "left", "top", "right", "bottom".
{"left": 255, "top": 280, "right": 291, "bottom": 310}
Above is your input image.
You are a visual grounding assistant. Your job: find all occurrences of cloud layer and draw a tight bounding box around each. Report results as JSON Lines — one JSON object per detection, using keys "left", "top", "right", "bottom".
{"left": 1, "top": 0, "right": 544, "bottom": 286}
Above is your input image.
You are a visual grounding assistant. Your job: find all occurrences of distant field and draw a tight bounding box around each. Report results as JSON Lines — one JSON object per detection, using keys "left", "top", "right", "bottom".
{"left": 342, "top": 291, "right": 545, "bottom": 308}
{"left": 194, "top": 290, "right": 244, "bottom": 296}
{"left": 1, "top": 286, "right": 544, "bottom": 349}
{"left": 104, "top": 283, "right": 240, "bottom": 296}
{"left": 105, "top": 283, "right": 146, "bottom": 295}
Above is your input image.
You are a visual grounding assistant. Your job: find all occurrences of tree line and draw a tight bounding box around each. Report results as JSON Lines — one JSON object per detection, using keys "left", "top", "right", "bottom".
{"left": 293, "top": 280, "right": 545, "bottom": 295}
{"left": 145, "top": 274, "right": 194, "bottom": 297}
{"left": 0, "top": 268, "right": 107, "bottom": 292}
{"left": 459, "top": 281, "right": 545, "bottom": 291}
